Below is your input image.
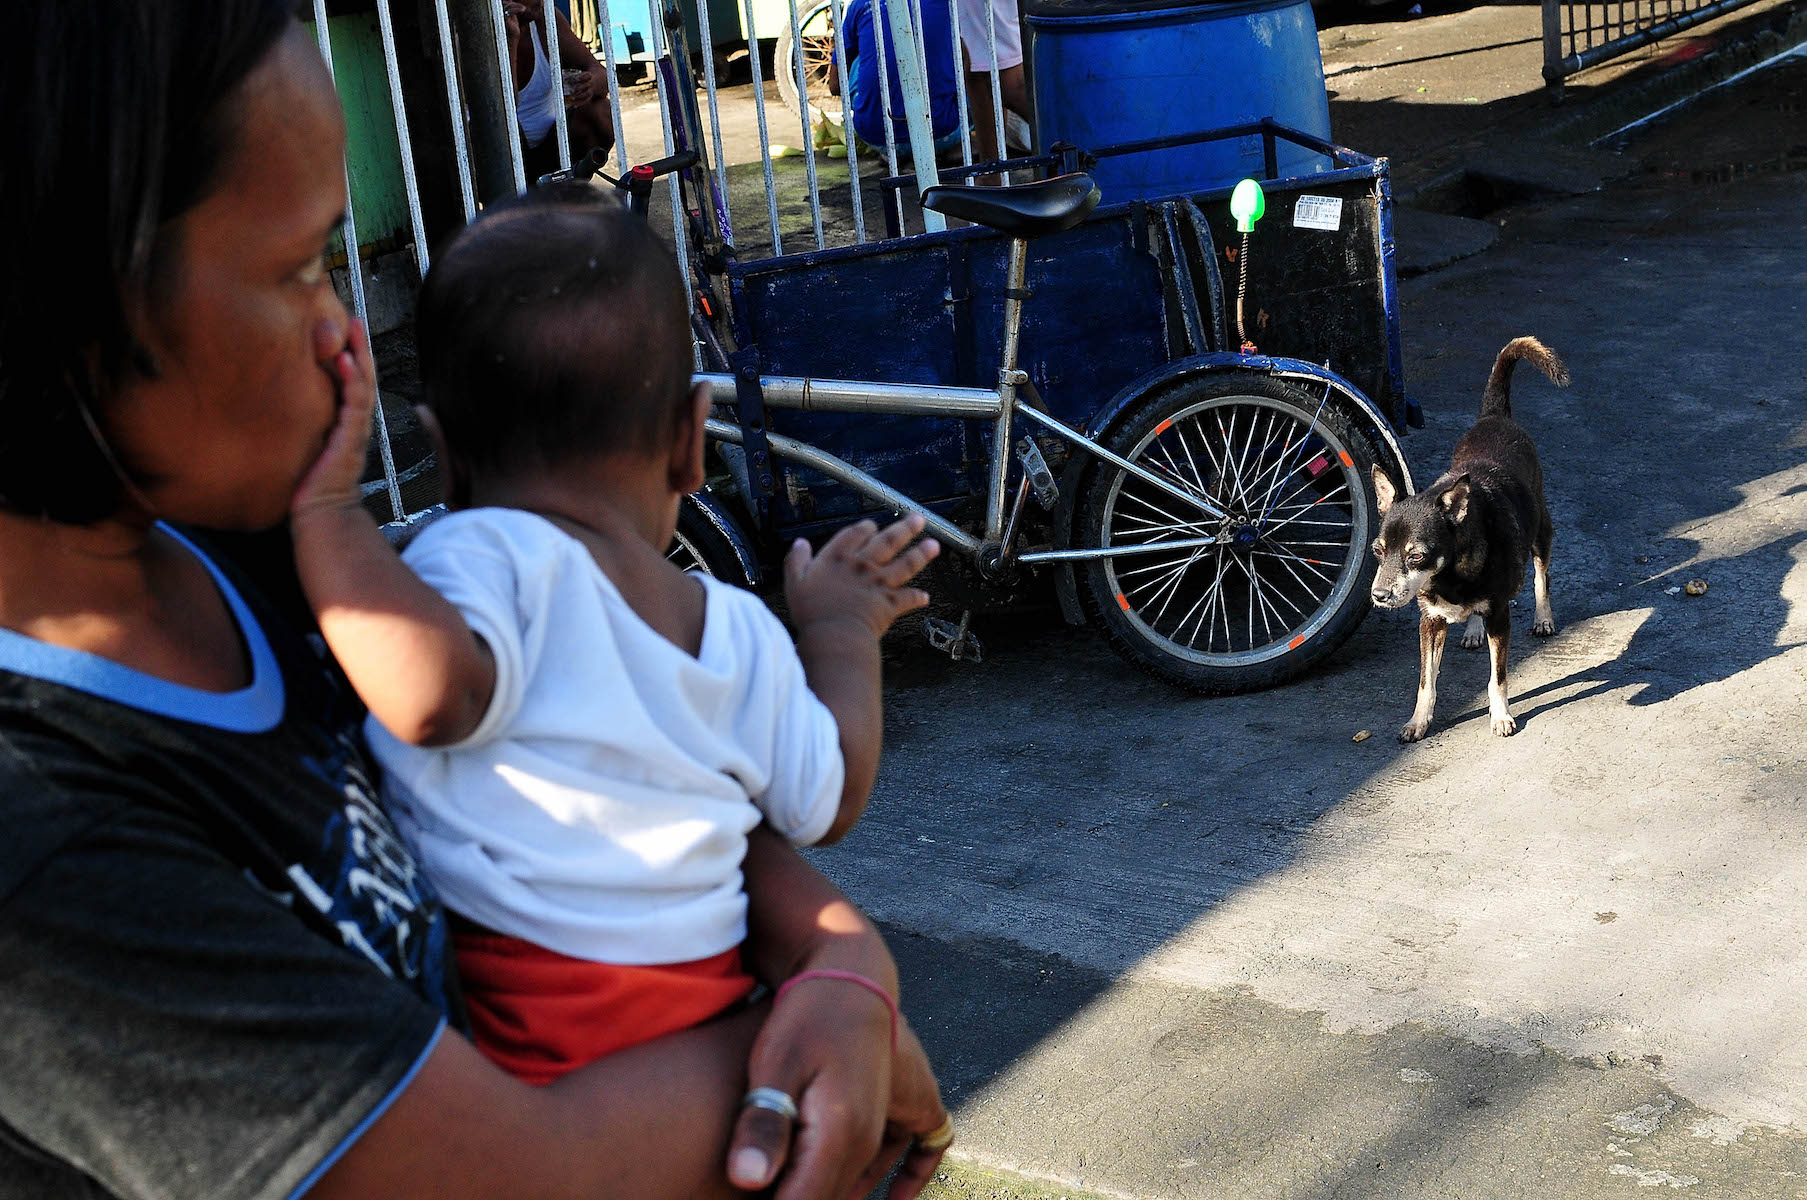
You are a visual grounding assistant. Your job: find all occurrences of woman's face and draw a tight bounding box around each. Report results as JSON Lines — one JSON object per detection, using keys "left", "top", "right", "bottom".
{"left": 108, "top": 24, "right": 355, "bottom": 531}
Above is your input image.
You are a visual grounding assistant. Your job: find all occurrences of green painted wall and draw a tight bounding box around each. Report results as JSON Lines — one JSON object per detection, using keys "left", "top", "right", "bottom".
{"left": 304, "top": 12, "right": 410, "bottom": 255}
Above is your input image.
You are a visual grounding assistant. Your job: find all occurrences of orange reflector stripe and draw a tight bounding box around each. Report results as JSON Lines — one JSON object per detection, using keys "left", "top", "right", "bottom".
{"left": 1338, "top": 450, "right": 1354, "bottom": 468}
{"left": 1117, "top": 593, "right": 1131, "bottom": 611}
{"left": 1288, "top": 634, "right": 1306, "bottom": 650}
{"left": 1154, "top": 419, "right": 1173, "bottom": 436}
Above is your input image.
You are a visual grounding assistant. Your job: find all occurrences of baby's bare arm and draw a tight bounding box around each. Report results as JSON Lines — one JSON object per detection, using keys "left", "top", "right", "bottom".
{"left": 290, "top": 322, "right": 496, "bottom": 747}
{"left": 784, "top": 515, "right": 939, "bottom": 842}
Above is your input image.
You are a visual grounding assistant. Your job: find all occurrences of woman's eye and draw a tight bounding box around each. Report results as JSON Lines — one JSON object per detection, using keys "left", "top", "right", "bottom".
{"left": 295, "top": 247, "right": 331, "bottom": 287}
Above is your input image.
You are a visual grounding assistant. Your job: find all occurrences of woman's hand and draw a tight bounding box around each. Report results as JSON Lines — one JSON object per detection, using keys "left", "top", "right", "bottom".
{"left": 731, "top": 828, "right": 951, "bottom": 1198}
{"left": 727, "top": 993, "right": 951, "bottom": 1200}
{"left": 727, "top": 976, "right": 893, "bottom": 1197}
{"left": 291, "top": 318, "right": 376, "bottom": 520}
{"left": 852, "top": 1019, "right": 952, "bottom": 1200}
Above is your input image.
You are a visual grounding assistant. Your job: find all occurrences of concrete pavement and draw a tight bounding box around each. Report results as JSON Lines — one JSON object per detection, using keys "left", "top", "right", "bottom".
{"left": 812, "top": 49, "right": 1807, "bottom": 1200}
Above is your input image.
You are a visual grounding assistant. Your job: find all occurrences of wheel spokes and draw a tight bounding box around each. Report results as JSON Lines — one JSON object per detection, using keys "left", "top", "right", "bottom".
{"left": 1103, "top": 396, "right": 1364, "bottom": 662}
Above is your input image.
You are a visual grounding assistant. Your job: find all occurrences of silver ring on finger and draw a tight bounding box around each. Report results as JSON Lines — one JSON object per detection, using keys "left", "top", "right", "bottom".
{"left": 741, "top": 1087, "right": 800, "bottom": 1122}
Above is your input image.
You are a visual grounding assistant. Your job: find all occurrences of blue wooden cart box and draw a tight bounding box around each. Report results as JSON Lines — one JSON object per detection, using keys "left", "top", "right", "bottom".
{"left": 722, "top": 122, "right": 1411, "bottom": 539}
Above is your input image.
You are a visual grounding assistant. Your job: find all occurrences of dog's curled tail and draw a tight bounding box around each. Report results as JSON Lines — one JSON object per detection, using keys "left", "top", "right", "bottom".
{"left": 1480, "top": 336, "right": 1570, "bottom": 420}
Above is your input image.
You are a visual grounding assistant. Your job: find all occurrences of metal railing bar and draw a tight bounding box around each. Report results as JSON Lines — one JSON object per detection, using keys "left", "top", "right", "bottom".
{"left": 984, "top": 0, "right": 1005, "bottom": 163}
{"left": 487, "top": 0, "right": 529, "bottom": 191}
{"left": 883, "top": 0, "right": 945, "bottom": 229}
{"left": 541, "top": 0, "right": 572, "bottom": 171}
{"left": 827, "top": 0, "right": 868, "bottom": 242}
{"left": 696, "top": 372, "right": 1003, "bottom": 417}
{"left": 648, "top": 13, "right": 697, "bottom": 344}
{"left": 787, "top": 0, "right": 828, "bottom": 248}
{"left": 869, "top": 0, "right": 907, "bottom": 232}
{"left": 739, "top": 0, "right": 786, "bottom": 253}
{"left": 431, "top": 0, "right": 478, "bottom": 219}
{"left": 946, "top": 0, "right": 973, "bottom": 165}
{"left": 372, "top": 0, "right": 433, "bottom": 272}
{"left": 309, "top": 2, "right": 405, "bottom": 521}
{"left": 693, "top": 0, "right": 735, "bottom": 239}
{"left": 595, "top": 0, "right": 632, "bottom": 173}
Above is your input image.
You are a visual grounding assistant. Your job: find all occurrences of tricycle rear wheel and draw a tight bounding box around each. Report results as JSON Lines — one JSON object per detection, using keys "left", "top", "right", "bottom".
{"left": 1076, "top": 374, "right": 1379, "bottom": 693}
{"left": 667, "top": 495, "right": 760, "bottom": 591}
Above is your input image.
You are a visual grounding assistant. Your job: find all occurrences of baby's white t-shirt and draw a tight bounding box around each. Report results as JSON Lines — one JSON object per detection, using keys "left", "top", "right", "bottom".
{"left": 366, "top": 508, "right": 844, "bottom": 966}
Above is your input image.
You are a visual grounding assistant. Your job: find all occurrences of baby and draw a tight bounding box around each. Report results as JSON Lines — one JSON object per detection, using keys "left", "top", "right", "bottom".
{"left": 293, "top": 186, "right": 937, "bottom": 1084}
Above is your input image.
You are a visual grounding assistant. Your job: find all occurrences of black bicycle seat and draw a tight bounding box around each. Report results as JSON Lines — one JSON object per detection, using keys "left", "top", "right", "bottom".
{"left": 919, "top": 173, "right": 1101, "bottom": 239}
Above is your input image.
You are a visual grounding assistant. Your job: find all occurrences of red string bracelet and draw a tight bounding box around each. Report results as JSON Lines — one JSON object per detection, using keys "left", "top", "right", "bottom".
{"left": 774, "top": 969, "right": 898, "bottom": 1052}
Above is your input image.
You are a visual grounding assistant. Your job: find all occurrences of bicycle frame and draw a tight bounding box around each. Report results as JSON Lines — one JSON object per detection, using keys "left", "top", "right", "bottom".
{"left": 697, "top": 237, "right": 1238, "bottom": 570}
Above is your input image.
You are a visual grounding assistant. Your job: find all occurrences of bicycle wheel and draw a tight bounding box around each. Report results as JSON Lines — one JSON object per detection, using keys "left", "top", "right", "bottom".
{"left": 775, "top": 0, "right": 842, "bottom": 127}
{"left": 1076, "top": 374, "right": 1380, "bottom": 693}
{"left": 666, "top": 495, "right": 759, "bottom": 590}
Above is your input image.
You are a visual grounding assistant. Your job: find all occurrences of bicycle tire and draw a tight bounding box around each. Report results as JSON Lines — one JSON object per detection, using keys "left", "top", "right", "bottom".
{"left": 775, "top": 0, "right": 840, "bottom": 127}
{"left": 1076, "top": 374, "right": 1380, "bottom": 693}
{"left": 667, "top": 495, "right": 759, "bottom": 590}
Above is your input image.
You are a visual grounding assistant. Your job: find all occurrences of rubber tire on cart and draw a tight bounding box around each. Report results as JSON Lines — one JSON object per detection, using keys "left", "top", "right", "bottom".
{"left": 667, "top": 495, "right": 759, "bottom": 590}
{"left": 1076, "top": 373, "right": 1380, "bottom": 694}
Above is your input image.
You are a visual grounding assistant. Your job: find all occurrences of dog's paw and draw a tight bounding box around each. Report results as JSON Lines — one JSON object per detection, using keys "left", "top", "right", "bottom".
{"left": 1491, "top": 714, "right": 1518, "bottom": 737}
{"left": 1460, "top": 629, "right": 1486, "bottom": 650}
{"left": 1399, "top": 720, "right": 1431, "bottom": 743}
{"left": 1532, "top": 619, "right": 1556, "bottom": 637}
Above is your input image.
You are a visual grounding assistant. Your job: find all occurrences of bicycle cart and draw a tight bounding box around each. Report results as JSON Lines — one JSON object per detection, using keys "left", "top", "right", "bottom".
{"left": 564, "top": 118, "right": 1420, "bottom": 693}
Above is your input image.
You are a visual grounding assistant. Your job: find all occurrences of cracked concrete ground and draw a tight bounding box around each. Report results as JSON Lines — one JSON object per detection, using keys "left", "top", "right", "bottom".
{"left": 807, "top": 49, "right": 1807, "bottom": 1200}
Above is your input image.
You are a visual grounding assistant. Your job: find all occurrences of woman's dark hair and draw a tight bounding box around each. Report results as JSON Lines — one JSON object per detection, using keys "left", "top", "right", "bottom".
{"left": 0, "top": 2, "right": 296, "bottom": 523}
{"left": 415, "top": 185, "right": 694, "bottom": 493}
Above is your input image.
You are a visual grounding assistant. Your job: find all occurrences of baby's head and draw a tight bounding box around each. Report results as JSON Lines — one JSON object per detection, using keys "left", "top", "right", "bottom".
{"left": 416, "top": 185, "right": 700, "bottom": 510}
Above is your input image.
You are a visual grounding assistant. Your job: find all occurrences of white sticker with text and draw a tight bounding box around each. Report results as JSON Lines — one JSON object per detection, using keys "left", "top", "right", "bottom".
{"left": 1293, "top": 195, "right": 1343, "bottom": 231}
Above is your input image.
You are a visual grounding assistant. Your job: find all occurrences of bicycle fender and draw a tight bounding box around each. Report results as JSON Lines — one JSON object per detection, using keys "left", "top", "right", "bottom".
{"left": 683, "top": 489, "right": 763, "bottom": 590}
{"left": 1084, "top": 354, "right": 1417, "bottom": 496}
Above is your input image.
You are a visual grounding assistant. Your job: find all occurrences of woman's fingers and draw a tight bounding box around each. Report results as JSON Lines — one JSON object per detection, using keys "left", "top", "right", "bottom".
{"left": 772, "top": 1083, "right": 873, "bottom": 1200}
{"left": 847, "top": 1129, "right": 913, "bottom": 1199}
{"left": 884, "top": 1138, "right": 950, "bottom": 1200}
{"left": 725, "top": 1096, "right": 795, "bottom": 1191}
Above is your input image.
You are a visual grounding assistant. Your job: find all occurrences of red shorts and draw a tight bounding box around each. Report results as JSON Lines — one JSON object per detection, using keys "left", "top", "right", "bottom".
{"left": 452, "top": 917, "right": 757, "bottom": 1086}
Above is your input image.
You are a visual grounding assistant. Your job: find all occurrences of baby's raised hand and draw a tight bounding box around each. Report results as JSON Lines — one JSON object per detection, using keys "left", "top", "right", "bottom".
{"left": 783, "top": 514, "right": 940, "bottom": 640}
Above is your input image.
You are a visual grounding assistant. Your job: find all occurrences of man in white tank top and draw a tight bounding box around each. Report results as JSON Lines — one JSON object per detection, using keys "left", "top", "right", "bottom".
{"left": 503, "top": 1, "right": 615, "bottom": 167}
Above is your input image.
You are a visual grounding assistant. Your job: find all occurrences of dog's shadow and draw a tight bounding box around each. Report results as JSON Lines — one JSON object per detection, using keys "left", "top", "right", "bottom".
{"left": 1436, "top": 522, "right": 1807, "bottom": 733}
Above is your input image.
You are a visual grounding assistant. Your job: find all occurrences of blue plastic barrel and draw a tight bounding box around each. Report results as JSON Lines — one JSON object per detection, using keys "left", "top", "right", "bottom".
{"left": 1025, "top": 0, "right": 1332, "bottom": 202}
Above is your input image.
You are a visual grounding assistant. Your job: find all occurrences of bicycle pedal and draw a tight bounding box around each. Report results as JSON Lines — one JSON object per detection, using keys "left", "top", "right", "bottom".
{"left": 924, "top": 613, "right": 984, "bottom": 663}
{"left": 1015, "top": 439, "right": 1059, "bottom": 510}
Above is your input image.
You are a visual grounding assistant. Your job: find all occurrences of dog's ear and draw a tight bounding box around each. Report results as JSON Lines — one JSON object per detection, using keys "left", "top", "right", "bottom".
{"left": 1439, "top": 474, "right": 1471, "bottom": 524}
{"left": 1372, "top": 465, "right": 1396, "bottom": 515}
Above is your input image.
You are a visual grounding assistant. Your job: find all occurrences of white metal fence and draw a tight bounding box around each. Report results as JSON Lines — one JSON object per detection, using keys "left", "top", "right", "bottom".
{"left": 311, "top": 0, "right": 1018, "bottom": 524}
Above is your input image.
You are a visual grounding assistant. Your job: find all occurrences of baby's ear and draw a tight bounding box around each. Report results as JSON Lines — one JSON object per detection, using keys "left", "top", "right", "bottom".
{"left": 1371, "top": 465, "right": 1396, "bottom": 514}
{"left": 414, "top": 405, "right": 469, "bottom": 508}
{"left": 669, "top": 381, "right": 713, "bottom": 496}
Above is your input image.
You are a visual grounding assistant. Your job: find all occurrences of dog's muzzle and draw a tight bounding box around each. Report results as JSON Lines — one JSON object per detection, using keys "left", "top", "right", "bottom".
{"left": 1370, "top": 586, "right": 1413, "bottom": 609}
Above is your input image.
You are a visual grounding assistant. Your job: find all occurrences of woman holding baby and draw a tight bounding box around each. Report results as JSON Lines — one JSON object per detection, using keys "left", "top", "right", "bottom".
{"left": 0, "top": 4, "right": 947, "bottom": 1197}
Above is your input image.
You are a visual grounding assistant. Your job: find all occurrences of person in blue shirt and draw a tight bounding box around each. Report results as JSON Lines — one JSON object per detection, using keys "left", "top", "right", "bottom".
{"left": 841, "top": 0, "right": 962, "bottom": 157}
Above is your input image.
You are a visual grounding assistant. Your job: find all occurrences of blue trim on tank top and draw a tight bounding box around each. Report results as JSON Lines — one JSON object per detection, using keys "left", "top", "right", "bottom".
{"left": 0, "top": 523, "right": 285, "bottom": 733}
